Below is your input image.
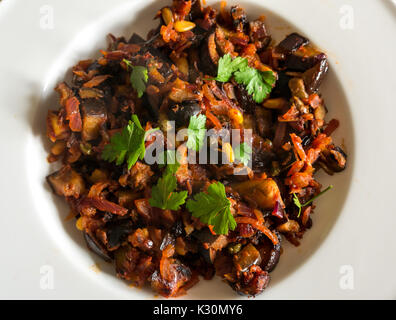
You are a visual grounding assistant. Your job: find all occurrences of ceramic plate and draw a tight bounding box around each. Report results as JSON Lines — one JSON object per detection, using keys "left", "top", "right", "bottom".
{"left": 0, "top": 0, "right": 395, "bottom": 299}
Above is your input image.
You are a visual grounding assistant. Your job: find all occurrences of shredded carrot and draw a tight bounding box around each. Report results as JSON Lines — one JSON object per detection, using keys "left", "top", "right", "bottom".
{"left": 290, "top": 133, "right": 306, "bottom": 161}
{"left": 205, "top": 110, "right": 222, "bottom": 128}
{"left": 235, "top": 217, "right": 279, "bottom": 245}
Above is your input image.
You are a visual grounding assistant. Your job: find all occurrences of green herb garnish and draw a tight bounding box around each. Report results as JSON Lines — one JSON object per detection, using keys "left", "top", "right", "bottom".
{"left": 186, "top": 182, "right": 236, "bottom": 235}
{"left": 123, "top": 59, "right": 148, "bottom": 98}
{"left": 216, "top": 54, "right": 248, "bottom": 82}
{"left": 186, "top": 114, "right": 207, "bottom": 151}
{"left": 149, "top": 162, "right": 188, "bottom": 211}
{"left": 101, "top": 115, "right": 157, "bottom": 170}
{"left": 234, "top": 142, "right": 252, "bottom": 166}
{"left": 234, "top": 67, "right": 276, "bottom": 104}
{"left": 293, "top": 185, "right": 334, "bottom": 218}
{"left": 214, "top": 53, "right": 276, "bottom": 103}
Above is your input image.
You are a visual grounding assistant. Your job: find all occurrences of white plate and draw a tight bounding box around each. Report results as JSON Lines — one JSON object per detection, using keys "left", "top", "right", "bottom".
{"left": 0, "top": 0, "right": 395, "bottom": 299}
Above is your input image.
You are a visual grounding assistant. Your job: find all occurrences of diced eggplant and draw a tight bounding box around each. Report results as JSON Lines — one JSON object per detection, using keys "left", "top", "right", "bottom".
{"left": 81, "top": 98, "right": 107, "bottom": 141}
{"left": 190, "top": 0, "right": 203, "bottom": 20}
{"left": 275, "top": 32, "right": 309, "bottom": 55}
{"left": 199, "top": 31, "right": 219, "bottom": 76}
{"left": 128, "top": 33, "right": 145, "bottom": 44}
{"left": 232, "top": 178, "right": 281, "bottom": 210}
{"left": 303, "top": 59, "right": 329, "bottom": 94}
{"left": 106, "top": 219, "right": 134, "bottom": 250}
{"left": 189, "top": 25, "right": 208, "bottom": 48}
{"left": 321, "top": 146, "right": 347, "bottom": 173}
{"left": 167, "top": 100, "right": 201, "bottom": 127}
{"left": 231, "top": 265, "right": 270, "bottom": 296}
{"left": 192, "top": 229, "right": 229, "bottom": 264}
{"left": 234, "top": 84, "right": 257, "bottom": 113}
{"left": 249, "top": 19, "right": 271, "bottom": 51}
{"left": 78, "top": 87, "right": 104, "bottom": 99}
{"left": 285, "top": 52, "right": 327, "bottom": 72}
{"left": 230, "top": 5, "right": 248, "bottom": 32}
{"left": 150, "top": 259, "right": 191, "bottom": 297}
{"left": 271, "top": 71, "right": 292, "bottom": 99}
{"left": 46, "top": 165, "right": 85, "bottom": 198}
{"left": 234, "top": 243, "right": 262, "bottom": 272}
{"left": 144, "top": 85, "right": 160, "bottom": 120}
{"left": 288, "top": 77, "right": 309, "bottom": 100}
{"left": 258, "top": 231, "right": 281, "bottom": 273}
{"left": 46, "top": 110, "right": 70, "bottom": 142}
{"left": 83, "top": 231, "right": 112, "bottom": 262}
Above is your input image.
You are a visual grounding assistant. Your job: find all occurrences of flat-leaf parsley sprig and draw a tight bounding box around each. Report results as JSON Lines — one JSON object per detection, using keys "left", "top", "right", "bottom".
{"left": 186, "top": 182, "right": 236, "bottom": 235}
{"left": 186, "top": 114, "right": 207, "bottom": 151}
{"left": 123, "top": 59, "right": 148, "bottom": 98}
{"left": 149, "top": 161, "right": 188, "bottom": 211}
{"left": 293, "top": 185, "right": 333, "bottom": 217}
{"left": 101, "top": 115, "right": 158, "bottom": 170}
{"left": 215, "top": 53, "right": 276, "bottom": 103}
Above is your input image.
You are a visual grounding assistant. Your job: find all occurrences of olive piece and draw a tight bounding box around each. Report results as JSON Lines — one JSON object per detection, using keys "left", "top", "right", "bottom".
{"left": 167, "top": 100, "right": 201, "bottom": 127}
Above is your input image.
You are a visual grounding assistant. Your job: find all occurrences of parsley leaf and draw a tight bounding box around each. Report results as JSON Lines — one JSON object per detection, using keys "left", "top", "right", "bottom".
{"left": 149, "top": 162, "right": 188, "bottom": 211}
{"left": 123, "top": 59, "right": 148, "bottom": 98}
{"left": 293, "top": 185, "right": 333, "bottom": 217}
{"left": 101, "top": 115, "right": 157, "bottom": 170}
{"left": 186, "top": 182, "right": 236, "bottom": 235}
{"left": 234, "top": 142, "right": 252, "bottom": 166}
{"left": 186, "top": 114, "right": 207, "bottom": 151}
{"left": 234, "top": 68, "right": 276, "bottom": 103}
{"left": 216, "top": 53, "right": 248, "bottom": 82}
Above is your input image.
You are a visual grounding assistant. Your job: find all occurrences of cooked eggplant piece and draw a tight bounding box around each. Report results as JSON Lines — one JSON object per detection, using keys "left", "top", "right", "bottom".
{"left": 249, "top": 19, "right": 271, "bottom": 51}
{"left": 192, "top": 228, "right": 229, "bottom": 263}
{"left": 84, "top": 231, "right": 112, "bottom": 262}
{"left": 321, "top": 146, "right": 347, "bottom": 173}
{"left": 303, "top": 59, "right": 329, "bottom": 94}
{"left": 285, "top": 52, "right": 327, "bottom": 72}
{"left": 271, "top": 71, "right": 292, "bottom": 99}
{"left": 288, "top": 77, "right": 309, "bottom": 100}
{"left": 46, "top": 110, "right": 70, "bottom": 142}
{"left": 230, "top": 5, "right": 248, "bottom": 32}
{"left": 234, "top": 243, "right": 261, "bottom": 272}
{"left": 234, "top": 84, "right": 257, "bottom": 113}
{"left": 81, "top": 98, "right": 107, "bottom": 141}
{"left": 275, "top": 32, "right": 309, "bottom": 55}
{"left": 47, "top": 165, "right": 85, "bottom": 198}
{"left": 78, "top": 87, "right": 104, "bottom": 99}
{"left": 231, "top": 265, "right": 270, "bottom": 296}
{"left": 190, "top": 0, "right": 203, "bottom": 20}
{"left": 106, "top": 219, "right": 134, "bottom": 250}
{"left": 150, "top": 259, "right": 192, "bottom": 297}
{"left": 232, "top": 178, "right": 281, "bottom": 210}
{"left": 199, "top": 31, "right": 219, "bottom": 76}
{"left": 128, "top": 32, "right": 145, "bottom": 44}
{"left": 167, "top": 100, "right": 201, "bottom": 127}
{"left": 258, "top": 231, "right": 281, "bottom": 272}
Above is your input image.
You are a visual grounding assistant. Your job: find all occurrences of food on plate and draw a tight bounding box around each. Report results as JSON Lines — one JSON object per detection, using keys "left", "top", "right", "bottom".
{"left": 45, "top": 0, "right": 347, "bottom": 297}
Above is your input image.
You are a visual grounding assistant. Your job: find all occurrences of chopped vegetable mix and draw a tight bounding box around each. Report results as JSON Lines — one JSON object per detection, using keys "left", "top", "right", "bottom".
{"left": 45, "top": 0, "right": 347, "bottom": 298}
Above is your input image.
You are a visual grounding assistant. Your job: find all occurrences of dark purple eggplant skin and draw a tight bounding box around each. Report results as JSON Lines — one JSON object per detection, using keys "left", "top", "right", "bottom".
{"left": 285, "top": 52, "right": 327, "bottom": 72}
{"left": 303, "top": 58, "right": 329, "bottom": 94}
{"left": 271, "top": 71, "right": 292, "bottom": 99}
{"left": 83, "top": 232, "right": 112, "bottom": 262}
{"left": 259, "top": 231, "right": 281, "bottom": 273}
{"left": 167, "top": 100, "right": 201, "bottom": 127}
{"left": 106, "top": 220, "right": 134, "bottom": 250}
{"left": 128, "top": 33, "right": 145, "bottom": 44}
{"left": 275, "top": 33, "right": 309, "bottom": 55}
{"left": 199, "top": 31, "right": 218, "bottom": 77}
{"left": 190, "top": 0, "right": 203, "bottom": 20}
{"left": 234, "top": 84, "right": 257, "bottom": 113}
{"left": 230, "top": 5, "right": 248, "bottom": 32}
